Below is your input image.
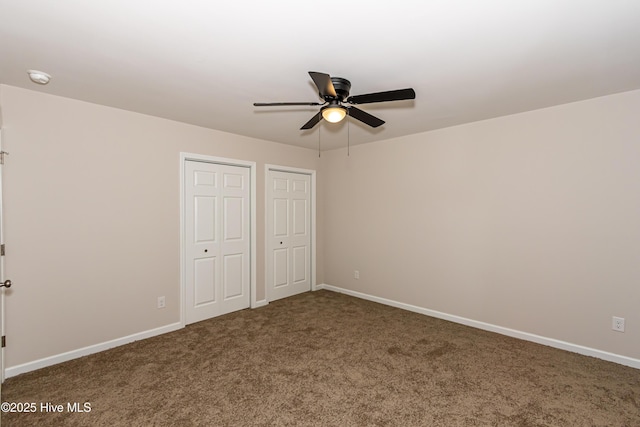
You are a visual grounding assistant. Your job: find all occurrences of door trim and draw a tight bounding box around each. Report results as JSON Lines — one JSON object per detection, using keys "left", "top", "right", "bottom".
{"left": 180, "top": 152, "right": 257, "bottom": 327}
{"left": 265, "top": 164, "right": 317, "bottom": 303}
{"left": 0, "top": 128, "right": 5, "bottom": 383}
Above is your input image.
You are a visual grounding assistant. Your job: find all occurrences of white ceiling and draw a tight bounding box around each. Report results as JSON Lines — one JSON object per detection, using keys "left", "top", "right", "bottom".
{"left": 1, "top": 1, "right": 639, "bottom": 150}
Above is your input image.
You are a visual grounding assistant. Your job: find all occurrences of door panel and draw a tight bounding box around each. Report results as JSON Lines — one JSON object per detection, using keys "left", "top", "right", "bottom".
{"left": 186, "top": 160, "right": 250, "bottom": 324}
{"left": 267, "top": 170, "right": 311, "bottom": 301}
{"left": 273, "top": 248, "right": 288, "bottom": 287}
{"left": 273, "top": 177, "right": 288, "bottom": 191}
{"left": 292, "top": 178, "right": 307, "bottom": 193}
{"left": 194, "top": 170, "right": 216, "bottom": 186}
{"left": 223, "top": 197, "right": 243, "bottom": 241}
{"left": 273, "top": 199, "right": 288, "bottom": 236}
{"left": 223, "top": 172, "right": 244, "bottom": 189}
{"left": 194, "top": 257, "right": 216, "bottom": 306}
{"left": 195, "top": 196, "right": 216, "bottom": 242}
{"left": 293, "top": 245, "right": 307, "bottom": 283}
{"left": 293, "top": 199, "right": 307, "bottom": 235}
{"left": 223, "top": 254, "right": 244, "bottom": 299}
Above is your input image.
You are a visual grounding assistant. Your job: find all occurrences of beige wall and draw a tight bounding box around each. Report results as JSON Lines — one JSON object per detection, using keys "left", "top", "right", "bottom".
{"left": 2, "top": 83, "right": 639, "bottom": 371}
{"left": 0, "top": 85, "right": 322, "bottom": 368}
{"left": 322, "top": 89, "right": 640, "bottom": 360}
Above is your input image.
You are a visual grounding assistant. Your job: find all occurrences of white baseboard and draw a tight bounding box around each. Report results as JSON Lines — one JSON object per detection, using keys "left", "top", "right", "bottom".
{"left": 8, "top": 286, "right": 638, "bottom": 378}
{"left": 5, "top": 322, "right": 184, "bottom": 379}
{"left": 7, "top": 299, "right": 268, "bottom": 379}
{"left": 317, "top": 283, "right": 640, "bottom": 370}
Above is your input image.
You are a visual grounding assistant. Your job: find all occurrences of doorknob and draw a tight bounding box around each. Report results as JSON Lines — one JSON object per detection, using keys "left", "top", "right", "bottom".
{"left": 1, "top": 279, "right": 11, "bottom": 288}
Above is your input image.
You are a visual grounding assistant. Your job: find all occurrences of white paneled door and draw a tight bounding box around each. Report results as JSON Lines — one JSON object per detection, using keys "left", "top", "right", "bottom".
{"left": 185, "top": 160, "right": 250, "bottom": 324}
{"left": 267, "top": 170, "right": 312, "bottom": 301}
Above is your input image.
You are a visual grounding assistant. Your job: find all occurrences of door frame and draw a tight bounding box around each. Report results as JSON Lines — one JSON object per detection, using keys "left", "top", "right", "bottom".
{"left": 265, "top": 164, "right": 317, "bottom": 302}
{"left": 180, "top": 152, "right": 257, "bottom": 327}
{"left": 0, "top": 128, "right": 5, "bottom": 383}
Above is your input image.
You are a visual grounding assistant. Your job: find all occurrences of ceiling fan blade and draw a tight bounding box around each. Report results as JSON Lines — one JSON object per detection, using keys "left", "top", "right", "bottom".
{"left": 347, "top": 106, "right": 385, "bottom": 128}
{"left": 300, "top": 112, "right": 323, "bottom": 130}
{"left": 254, "top": 102, "right": 322, "bottom": 106}
{"left": 309, "top": 71, "right": 337, "bottom": 98}
{"left": 347, "top": 88, "right": 416, "bottom": 104}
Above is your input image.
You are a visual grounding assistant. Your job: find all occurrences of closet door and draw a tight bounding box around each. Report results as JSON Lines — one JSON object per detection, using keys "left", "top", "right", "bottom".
{"left": 185, "top": 160, "right": 250, "bottom": 324}
{"left": 267, "top": 170, "right": 311, "bottom": 301}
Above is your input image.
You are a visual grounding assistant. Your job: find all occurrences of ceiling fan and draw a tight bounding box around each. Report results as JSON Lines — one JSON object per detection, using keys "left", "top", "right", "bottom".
{"left": 254, "top": 71, "right": 416, "bottom": 130}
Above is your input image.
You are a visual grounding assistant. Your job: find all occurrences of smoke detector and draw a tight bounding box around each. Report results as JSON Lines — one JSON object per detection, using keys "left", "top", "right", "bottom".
{"left": 27, "top": 70, "right": 51, "bottom": 85}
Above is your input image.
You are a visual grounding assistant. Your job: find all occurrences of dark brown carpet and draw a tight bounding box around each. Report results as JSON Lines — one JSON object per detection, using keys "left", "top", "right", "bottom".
{"left": 2, "top": 290, "right": 639, "bottom": 426}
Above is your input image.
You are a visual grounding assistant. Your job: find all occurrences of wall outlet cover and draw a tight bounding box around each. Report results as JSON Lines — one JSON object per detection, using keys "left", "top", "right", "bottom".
{"left": 612, "top": 316, "right": 625, "bottom": 332}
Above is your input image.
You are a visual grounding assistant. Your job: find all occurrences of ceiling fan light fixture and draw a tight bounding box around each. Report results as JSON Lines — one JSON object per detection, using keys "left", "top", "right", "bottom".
{"left": 322, "top": 105, "right": 347, "bottom": 123}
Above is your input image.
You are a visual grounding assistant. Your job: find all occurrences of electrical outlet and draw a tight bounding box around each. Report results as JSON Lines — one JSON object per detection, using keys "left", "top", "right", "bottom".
{"left": 157, "top": 296, "right": 166, "bottom": 309}
{"left": 612, "top": 316, "right": 625, "bottom": 332}
{"left": 354, "top": 270, "right": 360, "bottom": 279}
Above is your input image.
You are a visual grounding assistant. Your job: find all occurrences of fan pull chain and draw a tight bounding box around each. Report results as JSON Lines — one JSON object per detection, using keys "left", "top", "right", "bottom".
{"left": 347, "top": 109, "right": 350, "bottom": 156}
{"left": 318, "top": 120, "right": 321, "bottom": 157}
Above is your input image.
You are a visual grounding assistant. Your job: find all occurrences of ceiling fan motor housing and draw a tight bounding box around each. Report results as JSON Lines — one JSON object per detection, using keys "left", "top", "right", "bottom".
{"left": 329, "top": 77, "right": 351, "bottom": 101}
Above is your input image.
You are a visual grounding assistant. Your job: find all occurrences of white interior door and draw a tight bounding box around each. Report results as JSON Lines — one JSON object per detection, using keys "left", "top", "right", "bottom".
{"left": 267, "top": 170, "right": 311, "bottom": 301}
{"left": 185, "top": 160, "right": 250, "bottom": 324}
{"left": 0, "top": 133, "right": 5, "bottom": 384}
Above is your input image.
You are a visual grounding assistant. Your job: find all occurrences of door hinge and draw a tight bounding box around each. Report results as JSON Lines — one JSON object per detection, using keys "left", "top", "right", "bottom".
{"left": 0, "top": 244, "right": 5, "bottom": 256}
{"left": 1, "top": 336, "right": 5, "bottom": 348}
{"left": 0, "top": 151, "right": 8, "bottom": 165}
